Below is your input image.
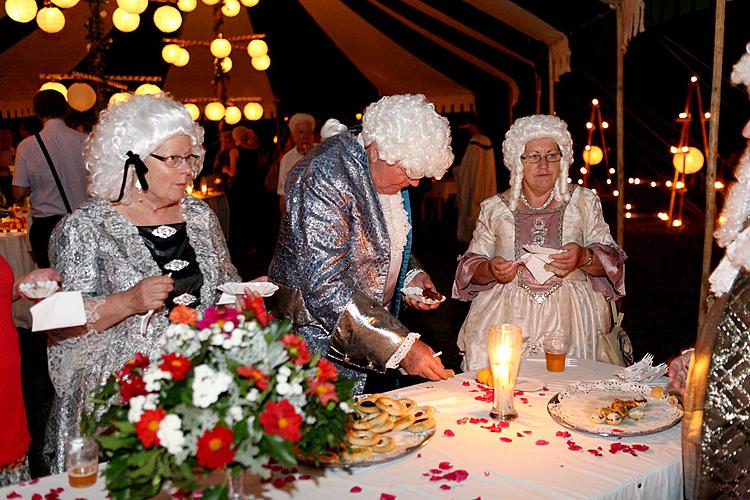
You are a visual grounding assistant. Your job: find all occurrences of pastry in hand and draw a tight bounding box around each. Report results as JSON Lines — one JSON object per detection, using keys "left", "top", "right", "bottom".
{"left": 421, "top": 288, "right": 443, "bottom": 301}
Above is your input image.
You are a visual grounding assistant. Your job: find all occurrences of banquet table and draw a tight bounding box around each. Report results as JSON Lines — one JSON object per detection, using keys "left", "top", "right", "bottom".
{"left": 0, "top": 359, "right": 683, "bottom": 499}
{"left": 0, "top": 229, "right": 35, "bottom": 328}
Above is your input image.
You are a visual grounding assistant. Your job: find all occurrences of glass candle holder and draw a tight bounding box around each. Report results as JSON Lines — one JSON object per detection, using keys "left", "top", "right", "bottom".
{"left": 488, "top": 323, "right": 523, "bottom": 420}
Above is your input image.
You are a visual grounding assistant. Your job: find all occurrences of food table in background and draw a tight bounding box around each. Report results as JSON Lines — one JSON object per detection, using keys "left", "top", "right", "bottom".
{"left": 0, "top": 210, "right": 35, "bottom": 329}
{"left": 0, "top": 359, "right": 683, "bottom": 499}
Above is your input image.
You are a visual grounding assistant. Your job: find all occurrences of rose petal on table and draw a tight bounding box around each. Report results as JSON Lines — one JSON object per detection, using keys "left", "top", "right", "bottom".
{"left": 443, "top": 429, "right": 455, "bottom": 437}
{"left": 588, "top": 449, "right": 603, "bottom": 456}
{"left": 462, "top": 381, "right": 470, "bottom": 386}
{"left": 523, "top": 430, "right": 532, "bottom": 434}
{"left": 350, "top": 486, "right": 362, "bottom": 493}
{"left": 456, "top": 417, "right": 469, "bottom": 425}
{"left": 6, "top": 492, "right": 22, "bottom": 499}
{"left": 417, "top": 453, "right": 422, "bottom": 458}
{"left": 272, "top": 478, "right": 286, "bottom": 488}
{"left": 500, "top": 437, "right": 513, "bottom": 442}
{"left": 444, "top": 470, "right": 469, "bottom": 482}
{"left": 298, "top": 475, "right": 311, "bottom": 480}
{"left": 555, "top": 431, "right": 572, "bottom": 438}
{"left": 535, "top": 439, "right": 549, "bottom": 446}
{"left": 612, "top": 429, "right": 624, "bottom": 433}
{"left": 31, "top": 494, "right": 42, "bottom": 500}
{"left": 440, "top": 484, "right": 451, "bottom": 490}
{"left": 632, "top": 444, "right": 650, "bottom": 452}
{"left": 285, "top": 475, "right": 295, "bottom": 483}
{"left": 380, "top": 493, "right": 396, "bottom": 500}
{"left": 438, "top": 461, "right": 452, "bottom": 470}
{"left": 516, "top": 432, "right": 524, "bottom": 437}
{"left": 430, "top": 469, "right": 443, "bottom": 474}
{"left": 543, "top": 387, "right": 550, "bottom": 391}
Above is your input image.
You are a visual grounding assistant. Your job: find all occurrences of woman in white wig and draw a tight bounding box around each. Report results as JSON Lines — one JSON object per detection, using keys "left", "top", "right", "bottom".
{"left": 452, "top": 114, "right": 626, "bottom": 371}
{"left": 44, "top": 93, "right": 240, "bottom": 472}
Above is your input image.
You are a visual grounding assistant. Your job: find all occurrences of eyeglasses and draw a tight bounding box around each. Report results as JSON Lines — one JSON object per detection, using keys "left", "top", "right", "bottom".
{"left": 150, "top": 153, "right": 199, "bottom": 169}
{"left": 521, "top": 152, "right": 562, "bottom": 164}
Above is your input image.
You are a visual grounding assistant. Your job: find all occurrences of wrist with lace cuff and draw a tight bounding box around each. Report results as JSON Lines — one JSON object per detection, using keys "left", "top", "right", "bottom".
{"left": 385, "top": 332, "right": 421, "bottom": 370}
{"left": 404, "top": 268, "right": 423, "bottom": 287}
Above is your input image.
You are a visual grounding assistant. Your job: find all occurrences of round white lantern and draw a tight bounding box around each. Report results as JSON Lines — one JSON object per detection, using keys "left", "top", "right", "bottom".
{"left": 39, "top": 82, "right": 68, "bottom": 100}
{"left": 36, "top": 6, "right": 65, "bottom": 33}
{"left": 176, "top": 0, "right": 197, "bottom": 12}
{"left": 51, "top": 0, "right": 79, "bottom": 9}
{"left": 173, "top": 47, "right": 190, "bottom": 67}
{"left": 221, "top": 0, "right": 241, "bottom": 17}
{"left": 246, "top": 39, "right": 268, "bottom": 58}
{"left": 67, "top": 83, "right": 97, "bottom": 112}
{"left": 108, "top": 93, "right": 131, "bottom": 107}
{"left": 220, "top": 57, "right": 233, "bottom": 73}
{"left": 582, "top": 145, "right": 603, "bottom": 166}
{"left": 240, "top": 0, "right": 259, "bottom": 6}
{"left": 112, "top": 8, "right": 140, "bottom": 32}
{"left": 184, "top": 103, "right": 200, "bottom": 121}
{"left": 5, "top": 0, "right": 38, "bottom": 23}
{"left": 210, "top": 37, "right": 232, "bottom": 59}
{"left": 202, "top": 0, "right": 220, "bottom": 5}
{"left": 161, "top": 44, "right": 181, "bottom": 64}
{"left": 243, "top": 102, "right": 263, "bottom": 121}
{"left": 204, "top": 102, "right": 225, "bottom": 121}
{"left": 673, "top": 147, "right": 705, "bottom": 174}
{"left": 251, "top": 55, "right": 270, "bottom": 71}
{"left": 224, "top": 106, "right": 242, "bottom": 125}
{"left": 116, "top": 0, "right": 147, "bottom": 14}
{"left": 135, "top": 84, "right": 161, "bottom": 95}
{"left": 153, "top": 5, "right": 181, "bottom": 33}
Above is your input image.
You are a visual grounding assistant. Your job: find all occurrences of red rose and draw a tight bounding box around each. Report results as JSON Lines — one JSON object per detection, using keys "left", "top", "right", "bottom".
{"left": 259, "top": 400, "right": 302, "bottom": 443}
{"left": 307, "top": 379, "right": 339, "bottom": 406}
{"left": 315, "top": 358, "right": 337, "bottom": 383}
{"left": 136, "top": 408, "right": 166, "bottom": 448}
{"left": 159, "top": 353, "right": 191, "bottom": 382}
{"left": 236, "top": 364, "right": 269, "bottom": 390}
{"left": 118, "top": 376, "right": 147, "bottom": 402}
{"left": 196, "top": 426, "right": 236, "bottom": 469}
{"left": 242, "top": 291, "right": 273, "bottom": 326}
{"left": 281, "top": 334, "right": 311, "bottom": 366}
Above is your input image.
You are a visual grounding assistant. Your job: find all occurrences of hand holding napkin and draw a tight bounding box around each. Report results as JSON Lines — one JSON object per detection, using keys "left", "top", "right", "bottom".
{"left": 217, "top": 281, "right": 279, "bottom": 305}
{"left": 30, "top": 291, "right": 86, "bottom": 332}
{"left": 520, "top": 244, "right": 563, "bottom": 284}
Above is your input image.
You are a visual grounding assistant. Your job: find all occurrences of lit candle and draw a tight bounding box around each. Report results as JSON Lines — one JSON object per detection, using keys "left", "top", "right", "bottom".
{"left": 201, "top": 183, "right": 208, "bottom": 195}
{"left": 488, "top": 324, "right": 523, "bottom": 420}
{"left": 186, "top": 184, "right": 193, "bottom": 195}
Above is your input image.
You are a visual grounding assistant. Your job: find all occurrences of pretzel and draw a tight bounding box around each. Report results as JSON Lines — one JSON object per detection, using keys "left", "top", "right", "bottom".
{"left": 412, "top": 406, "right": 434, "bottom": 422}
{"left": 351, "top": 419, "right": 373, "bottom": 430}
{"left": 342, "top": 446, "right": 373, "bottom": 462}
{"left": 369, "top": 419, "right": 395, "bottom": 434}
{"left": 372, "top": 435, "right": 395, "bottom": 453}
{"left": 407, "top": 416, "right": 436, "bottom": 433}
{"left": 346, "top": 429, "right": 378, "bottom": 447}
{"left": 375, "top": 396, "right": 407, "bottom": 416}
{"left": 392, "top": 412, "right": 416, "bottom": 431}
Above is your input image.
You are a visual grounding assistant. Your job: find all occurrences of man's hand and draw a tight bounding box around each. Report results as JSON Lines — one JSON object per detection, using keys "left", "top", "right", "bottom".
{"left": 399, "top": 339, "right": 451, "bottom": 380}
{"left": 404, "top": 271, "right": 441, "bottom": 311}
{"left": 668, "top": 349, "right": 693, "bottom": 395}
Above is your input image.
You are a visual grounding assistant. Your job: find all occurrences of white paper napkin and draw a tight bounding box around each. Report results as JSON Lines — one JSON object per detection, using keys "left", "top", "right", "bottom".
{"left": 520, "top": 245, "right": 562, "bottom": 284}
{"left": 30, "top": 291, "right": 86, "bottom": 332}
{"left": 18, "top": 280, "right": 59, "bottom": 299}
{"left": 217, "top": 282, "right": 279, "bottom": 305}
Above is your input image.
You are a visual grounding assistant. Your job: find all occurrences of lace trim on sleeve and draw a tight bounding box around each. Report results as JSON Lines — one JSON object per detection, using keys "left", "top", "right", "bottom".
{"left": 84, "top": 296, "right": 107, "bottom": 334}
{"left": 385, "top": 332, "right": 421, "bottom": 370}
{"left": 404, "top": 268, "right": 423, "bottom": 287}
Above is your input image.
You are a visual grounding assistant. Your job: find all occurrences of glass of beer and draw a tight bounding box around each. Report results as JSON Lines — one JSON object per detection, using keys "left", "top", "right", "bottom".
{"left": 543, "top": 331, "right": 569, "bottom": 372}
{"left": 66, "top": 436, "right": 99, "bottom": 488}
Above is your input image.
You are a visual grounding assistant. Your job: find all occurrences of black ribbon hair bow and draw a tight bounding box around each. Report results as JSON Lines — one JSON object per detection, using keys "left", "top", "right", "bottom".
{"left": 114, "top": 151, "right": 150, "bottom": 202}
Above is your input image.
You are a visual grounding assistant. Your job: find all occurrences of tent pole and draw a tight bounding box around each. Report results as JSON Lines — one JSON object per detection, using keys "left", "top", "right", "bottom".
{"left": 698, "top": 0, "right": 726, "bottom": 328}
{"left": 615, "top": 0, "right": 625, "bottom": 247}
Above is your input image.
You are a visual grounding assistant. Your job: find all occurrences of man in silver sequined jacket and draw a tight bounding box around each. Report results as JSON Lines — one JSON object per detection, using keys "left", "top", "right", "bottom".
{"left": 269, "top": 94, "right": 453, "bottom": 393}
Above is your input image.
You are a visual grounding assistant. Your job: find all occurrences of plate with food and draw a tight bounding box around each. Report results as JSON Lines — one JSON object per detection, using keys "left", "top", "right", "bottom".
{"left": 401, "top": 287, "right": 446, "bottom": 304}
{"left": 547, "top": 380, "right": 682, "bottom": 437}
{"left": 299, "top": 394, "right": 436, "bottom": 468}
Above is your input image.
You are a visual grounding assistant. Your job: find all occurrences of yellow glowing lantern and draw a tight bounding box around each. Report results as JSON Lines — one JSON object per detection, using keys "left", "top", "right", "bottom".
{"left": 251, "top": 55, "right": 270, "bottom": 71}
{"left": 221, "top": 0, "right": 241, "bottom": 17}
{"left": 117, "top": 0, "right": 147, "bottom": 14}
{"left": 220, "top": 57, "right": 233, "bottom": 73}
{"left": 40, "top": 82, "right": 68, "bottom": 100}
{"left": 243, "top": 102, "right": 263, "bottom": 121}
{"left": 672, "top": 146, "right": 704, "bottom": 174}
{"left": 36, "top": 6, "right": 65, "bottom": 33}
{"left": 240, "top": 0, "right": 258, "bottom": 6}
{"left": 153, "top": 5, "right": 182, "bottom": 33}
{"left": 204, "top": 102, "right": 225, "bottom": 121}
{"left": 582, "top": 145, "right": 603, "bottom": 165}
{"left": 162, "top": 44, "right": 181, "bottom": 64}
{"left": 246, "top": 39, "right": 268, "bottom": 58}
{"left": 108, "top": 93, "right": 131, "bottom": 107}
{"left": 184, "top": 103, "right": 200, "bottom": 121}
{"left": 67, "top": 82, "right": 97, "bottom": 112}
{"left": 135, "top": 84, "right": 161, "bottom": 95}
{"left": 224, "top": 106, "right": 242, "bottom": 125}
{"left": 5, "top": 0, "right": 38, "bottom": 23}
{"left": 173, "top": 48, "right": 190, "bottom": 67}
{"left": 210, "top": 36, "right": 232, "bottom": 59}
{"left": 202, "top": 0, "right": 220, "bottom": 5}
{"left": 177, "top": 0, "right": 197, "bottom": 12}
{"left": 112, "top": 8, "right": 140, "bottom": 32}
{"left": 51, "top": 0, "right": 79, "bottom": 8}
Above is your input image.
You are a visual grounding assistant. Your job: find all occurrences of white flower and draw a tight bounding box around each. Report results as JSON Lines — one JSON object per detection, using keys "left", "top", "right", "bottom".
{"left": 223, "top": 320, "right": 235, "bottom": 332}
{"left": 305, "top": 415, "right": 316, "bottom": 425}
{"left": 143, "top": 368, "right": 172, "bottom": 392}
{"left": 211, "top": 333, "right": 226, "bottom": 346}
{"left": 227, "top": 405, "right": 243, "bottom": 424}
{"left": 276, "top": 381, "right": 292, "bottom": 396}
{"left": 198, "top": 328, "right": 212, "bottom": 341}
{"left": 157, "top": 414, "right": 185, "bottom": 455}
{"left": 246, "top": 388, "right": 260, "bottom": 402}
{"left": 127, "top": 394, "right": 159, "bottom": 423}
{"left": 339, "top": 401, "right": 353, "bottom": 413}
{"left": 279, "top": 366, "right": 291, "bottom": 377}
{"left": 192, "top": 365, "right": 232, "bottom": 408}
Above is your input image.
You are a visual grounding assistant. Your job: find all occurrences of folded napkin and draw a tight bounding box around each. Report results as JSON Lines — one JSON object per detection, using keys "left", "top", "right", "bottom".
{"left": 614, "top": 353, "right": 667, "bottom": 383}
{"left": 520, "top": 244, "right": 562, "bottom": 284}
{"left": 30, "top": 291, "right": 86, "bottom": 332}
{"left": 217, "top": 282, "right": 279, "bottom": 305}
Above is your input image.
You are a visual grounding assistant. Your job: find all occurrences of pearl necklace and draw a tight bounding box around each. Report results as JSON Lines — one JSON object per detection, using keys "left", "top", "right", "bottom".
{"left": 520, "top": 190, "right": 555, "bottom": 211}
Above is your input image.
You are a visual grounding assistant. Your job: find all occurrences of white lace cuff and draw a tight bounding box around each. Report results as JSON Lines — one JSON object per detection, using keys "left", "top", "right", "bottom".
{"left": 385, "top": 332, "right": 421, "bottom": 370}
{"left": 84, "top": 296, "right": 107, "bottom": 334}
{"left": 404, "top": 268, "right": 424, "bottom": 288}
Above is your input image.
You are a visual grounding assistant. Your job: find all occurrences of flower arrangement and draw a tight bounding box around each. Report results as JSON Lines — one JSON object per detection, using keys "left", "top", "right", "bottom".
{"left": 83, "top": 294, "right": 354, "bottom": 499}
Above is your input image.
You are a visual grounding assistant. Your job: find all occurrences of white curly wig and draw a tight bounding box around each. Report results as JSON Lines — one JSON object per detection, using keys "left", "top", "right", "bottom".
{"left": 361, "top": 94, "right": 453, "bottom": 179}
{"left": 502, "top": 114, "right": 573, "bottom": 211}
{"left": 288, "top": 113, "right": 315, "bottom": 132}
{"left": 85, "top": 93, "right": 205, "bottom": 203}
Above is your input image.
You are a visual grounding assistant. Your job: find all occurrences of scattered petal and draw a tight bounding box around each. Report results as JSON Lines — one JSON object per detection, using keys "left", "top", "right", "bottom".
{"left": 443, "top": 429, "right": 455, "bottom": 437}
{"left": 542, "top": 387, "right": 550, "bottom": 391}
{"left": 514, "top": 390, "right": 524, "bottom": 396}
{"left": 523, "top": 430, "right": 532, "bottom": 434}
{"left": 430, "top": 469, "right": 443, "bottom": 474}
{"left": 285, "top": 476, "right": 295, "bottom": 483}
{"left": 438, "top": 461, "right": 452, "bottom": 470}
{"left": 555, "top": 431, "right": 571, "bottom": 438}
{"left": 535, "top": 440, "right": 549, "bottom": 446}
{"left": 516, "top": 432, "right": 524, "bottom": 437}
{"left": 456, "top": 417, "right": 469, "bottom": 425}
{"left": 6, "top": 493, "right": 22, "bottom": 499}
{"left": 298, "top": 475, "right": 311, "bottom": 480}
{"left": 500, "top": 437, "right": 513, "bottom": 442}
{"left": 462, "top": 381, "right": 470, "bottom": 386}
{"left": 422, "top": 473, "right": 431, "bottom": 477}
{"left": 417, "top": 453, "right": 422, "bottom": 458}
{"left": 612, "top": 429, "right": 624, "bottom": 433}
{"left": 443, "top": 470, "right": 469, "bottom": 482}
{"left": 440, "top": 484, "right": 451, "bottom": 490}
{"left": 483, "top": 471, "right": 490, "bottom": 477}
{"left": 380, "top": 493, "right": 396, "bottom": 500}
{"left": 272, "top": 478, "right": 286, "bottom": 489}
{"left": 632, "top": 444, "right": 650, "bottom": 451}
{"left": 350, "top": 486, "right": 362, "bottom": 493}
{"left": 587, "top": 449, "right": 603, "bottom": 457}
{"left": 30, "top": 478, "right": 40, "bottom": 485}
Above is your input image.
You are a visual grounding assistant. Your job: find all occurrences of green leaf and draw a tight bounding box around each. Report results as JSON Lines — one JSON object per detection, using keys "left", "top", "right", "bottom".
{"left": 98, "top": 434, "right": 138, "bottom": 452}
{"left": 263, "top": 434, "right": 297, "bottom": 466}
{"left": 202, "top": 484, "right": 228, "bottom": 500}
{"left": 112, "top": 421, "right": 135, "bottom": 434}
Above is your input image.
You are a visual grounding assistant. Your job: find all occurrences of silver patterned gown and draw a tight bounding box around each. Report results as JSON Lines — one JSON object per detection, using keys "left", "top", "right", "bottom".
{"left": 268, "top": 132, "right": 420, "bottom": 394}
{"left": 44, "top": 196, "right": 240, "bottom": 473}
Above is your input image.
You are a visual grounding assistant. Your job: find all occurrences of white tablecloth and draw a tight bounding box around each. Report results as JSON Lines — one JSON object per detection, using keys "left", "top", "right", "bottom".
{"left": 0, "top": 230, "right": 36, "bottom": 329}
{"left": 0, "top": 359, "right": 682, "bottom": 499}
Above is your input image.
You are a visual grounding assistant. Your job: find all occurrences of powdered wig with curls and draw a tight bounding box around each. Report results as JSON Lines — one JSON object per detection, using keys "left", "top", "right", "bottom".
{"left": 85, "top": 93, "right": 205, "bottom": 203}
{"left": 288, "top": 113, "right": 315, "bottom": 132}
{"left": 361, "top": 94, "right": 453, "bottom": 179}
{"left": 502, "top": 114, "right": 573, "bottom": 211}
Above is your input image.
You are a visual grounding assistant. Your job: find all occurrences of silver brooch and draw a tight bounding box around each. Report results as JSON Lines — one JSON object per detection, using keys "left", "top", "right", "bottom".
{"left": 152, "top": 225, "right": 177, "bottom": 239}
{"left": 164, "top": 259, "right": 189, "bottom": 272}
{"left": 173, "top": 293, "right": 197, "bottom": 306}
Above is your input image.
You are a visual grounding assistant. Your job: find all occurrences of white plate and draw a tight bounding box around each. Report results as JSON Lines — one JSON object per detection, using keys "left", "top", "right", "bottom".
{"left": 18, "top": 280, "right": 59, "bottom": 299}
{"left": 401, "top": 286, "right": 446, "bottom": 304}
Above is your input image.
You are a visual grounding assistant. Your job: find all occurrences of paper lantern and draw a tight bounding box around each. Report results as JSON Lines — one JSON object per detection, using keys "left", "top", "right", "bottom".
{"left": 162, "top": 44, "right": 181, "bottom": 64}
{"left": 204, "top": 102, "right": 225, "bottom": 121}
{"left": 173, "top": 48, "right": 190, "bottom": 67}
{"left": 36, "top": 6, "right": 65, "bottom": 33}
{"left": 251, "top": 55, "right": 270, "bottom": 71}
{"left": 51, "top": 0, "right": 79, "bottom": 9}
{"left": 108, "top": 93, "right": 131, "bottom": 107}
{"left": 39, "top": 82, "right": 68, "bottom": 100}
{"left": 135, "top": 84, "right": 161, "bottom": 95}
{"left": 153, "top": 5, "right": 181, "bottom": 33}
{"left": 184, "top": 103, "right": 200, "bottom": 121}
{"left": 221, "top": 0, "right": 241, "bottom": 17}
{"left": 116, "top": 0, "right": 147, "bottom": 14}
{"left": 243, "top": 102, "right": 263, "bottom": 121}
{"left": 246, "top": 39, "right": 267, "bottom": 58}
{"left": 210, "top": 37, "right": 232, "bottom": 59}
{"left": 113, "top": 8, "right": 140, "bottom": 32}
{"left": 202, "top": 0, "right": 220, "bottom": 5}
{"left": 5, "top": 0, "right": 38, "bottom": 23}
{"left": 220, "top": 57, "right": 233, "bottom": 73}
{"left": 673, "top": 146, "right": 704, "bottom": 174}
{"left": 176, "top": 0, "right": 197, "bottom": 12}
{"left": 224, "top": 106, "right": 242, "bottom": 125}
{"left": 67, "top": 83, "right": 97, "bottom": 112}
{"left": 240, "top": 0, "right": 259, "bottom": 6}
{"left": 582, "top": 145, "right": 603, "bottom": 166}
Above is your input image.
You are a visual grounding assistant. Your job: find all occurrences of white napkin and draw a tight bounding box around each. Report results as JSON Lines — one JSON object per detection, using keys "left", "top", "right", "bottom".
{"left": 520, "top": 244, "right": 562, "bottom": 284}
{"left": 614, "top": 353, "right": 667, "bottom": 383}
{"left": 217, "top": 282, "right": 279, "bottom": 305}
{"left": 30, "top": 291, "right": 86, "bottom": 332}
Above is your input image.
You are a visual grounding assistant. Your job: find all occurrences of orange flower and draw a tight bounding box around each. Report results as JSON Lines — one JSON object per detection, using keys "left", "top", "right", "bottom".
{"left": 315, "top": 358, "right": 338, "bottom": 383}
{"left": 281, "top": 334, "right": 311, "bottom": 366}
{"left": 307, "top": 379, "right": 339, "bottom": 406}
{"left": 236, "top": 364, "right": 269, "bottom": 390}
{"left": 136, "top": 408, "right": 166, "bottom": 448}
{"left": 169, "top": 305, "right": 198, "bottom": 326}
